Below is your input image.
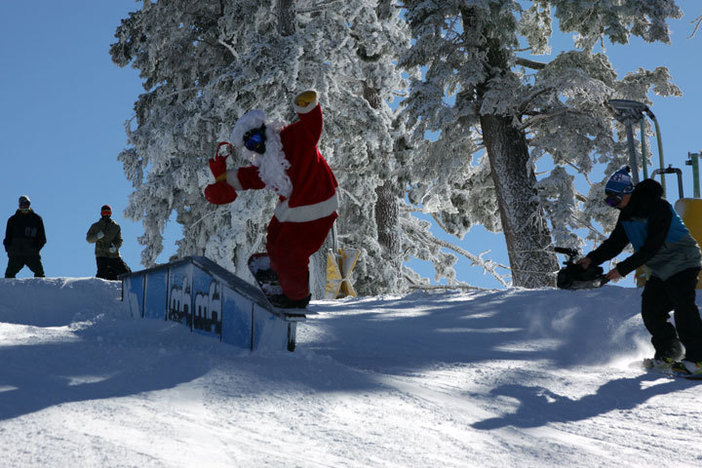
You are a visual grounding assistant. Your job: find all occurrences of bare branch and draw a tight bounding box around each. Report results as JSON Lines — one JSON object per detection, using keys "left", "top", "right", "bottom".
{"left": 515, "top": 57, "right": 547, "bottom": 70}
{"left": 690, "top": 15, "right": 702, "bottom": 38}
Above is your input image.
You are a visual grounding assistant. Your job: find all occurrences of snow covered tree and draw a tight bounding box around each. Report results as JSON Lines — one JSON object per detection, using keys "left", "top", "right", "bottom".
{"left": 111, "top": 0, "right": 417, "bottom": 294}
{"left": 399, "top": 0, "right": 683, "bottom": 288}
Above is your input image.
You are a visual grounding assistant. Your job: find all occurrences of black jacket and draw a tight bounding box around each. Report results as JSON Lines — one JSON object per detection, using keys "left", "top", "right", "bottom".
{"left": 3, "top": 209, "right": 46, "bottom": 256}
{"left": 587, "top": 179, "right": 701, "bottom": 279}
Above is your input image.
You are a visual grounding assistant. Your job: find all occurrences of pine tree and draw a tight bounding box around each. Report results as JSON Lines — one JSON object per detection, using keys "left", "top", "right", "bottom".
{"left": 399, "top": 0, "right": 683, "bottom": 288}
{"left": 111, "top": 0, "right": 415, "bottom": 294}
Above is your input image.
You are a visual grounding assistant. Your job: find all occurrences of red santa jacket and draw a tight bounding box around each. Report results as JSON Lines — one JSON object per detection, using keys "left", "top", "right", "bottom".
{"left": 227, "top": 102, "right": 338, "bottom": 223}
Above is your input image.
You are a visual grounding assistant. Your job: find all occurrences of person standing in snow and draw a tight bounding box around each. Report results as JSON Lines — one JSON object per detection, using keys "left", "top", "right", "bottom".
{"left": 86, "top": 205, "right": 131, "bottom": 280}
{"left": 4, "top": 195, "right": 46, "bottom": 278}
{"left": 578, "top": 167, "right": 702, "bottom": 376}
{"left": 204, "top": 90, "right": 338, "bottom": 308}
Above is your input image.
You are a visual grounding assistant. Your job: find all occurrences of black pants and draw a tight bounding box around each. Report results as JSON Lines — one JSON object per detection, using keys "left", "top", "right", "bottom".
{"left": 641, "top": 267, "right": 702, "bottom": 361}
{"left": 5, "top": 254, "right": 45, "bottom": 278}
{"left": 96, "top": 256, "right": 130, "bottom": 281}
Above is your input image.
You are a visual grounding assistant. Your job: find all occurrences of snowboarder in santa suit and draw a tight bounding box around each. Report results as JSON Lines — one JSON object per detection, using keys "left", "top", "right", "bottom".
{"left": 204, "top": 90, "right": 338, "bottom": 309}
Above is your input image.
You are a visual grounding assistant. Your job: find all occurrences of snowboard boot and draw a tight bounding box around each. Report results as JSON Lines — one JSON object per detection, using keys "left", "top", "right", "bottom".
{"left": 671, "top": 360, "right": 702, "bottom": 377}
{"left": 643, "top": 356, "right": 675, "bottom": 371}
{"left": 654, "top": 340, "right": 684, "bottom": 363}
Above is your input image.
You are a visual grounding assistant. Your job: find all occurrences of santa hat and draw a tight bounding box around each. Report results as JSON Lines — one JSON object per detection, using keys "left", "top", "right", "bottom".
{"left": 231, "top": 110, "right": 267, "bottom": 148}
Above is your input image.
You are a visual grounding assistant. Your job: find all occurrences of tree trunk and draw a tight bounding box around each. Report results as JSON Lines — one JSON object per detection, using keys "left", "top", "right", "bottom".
{"left": 464, "top": 5, "right": 557, "bottom": 289}
{"left": 363, "top": 81, "right": 402, "bottom": 265}
{"left": 276, "top": 0, "right": 295, "bottom": 36}
{"left": 480, "top": 113, "right": 557, "bottom": 287}
{"left": 375, "top": 181, "right": 401, "bottom": 258}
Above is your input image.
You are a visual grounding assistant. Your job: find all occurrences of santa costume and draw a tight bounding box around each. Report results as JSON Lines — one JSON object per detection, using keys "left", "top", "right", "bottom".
{"left": 205, "top": 90, "right": 338, "bottom": 308}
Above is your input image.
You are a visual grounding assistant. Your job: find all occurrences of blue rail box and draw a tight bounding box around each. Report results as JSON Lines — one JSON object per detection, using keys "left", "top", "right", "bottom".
{"left": 121, "top": 256, "right": 304, "bottom": 352}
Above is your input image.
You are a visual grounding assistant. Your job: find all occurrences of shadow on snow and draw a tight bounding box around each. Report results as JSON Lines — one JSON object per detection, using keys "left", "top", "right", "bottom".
{"left": 0, "top": 278, "right": 683, "bottom": 424}
{"left": 470, "top": 375, "right": 693, "bottom": 430}
{"left": 305, "top": 287, "right": 649, "bottom": 374}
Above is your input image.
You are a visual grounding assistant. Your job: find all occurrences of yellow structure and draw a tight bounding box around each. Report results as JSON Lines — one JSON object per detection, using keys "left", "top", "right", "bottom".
{"left": 325, "top": 248, "right": 361, "bottom": 299}
{"left": 675, "top": 198, "right": 702, "bottom": 289}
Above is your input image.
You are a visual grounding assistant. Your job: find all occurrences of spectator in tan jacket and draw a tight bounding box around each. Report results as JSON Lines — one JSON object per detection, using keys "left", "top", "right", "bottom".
{"left": 86, "top": 205, "right": 130, "bottom": 280}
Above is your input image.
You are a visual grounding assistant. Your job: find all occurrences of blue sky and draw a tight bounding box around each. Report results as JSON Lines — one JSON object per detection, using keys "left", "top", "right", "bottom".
{"left": 0, "top": 1, "right": 700, "bottom": 288}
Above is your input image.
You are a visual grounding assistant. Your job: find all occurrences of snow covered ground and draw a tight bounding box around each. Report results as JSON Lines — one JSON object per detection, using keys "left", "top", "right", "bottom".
{"left": 1, "top": 277, "right": 701, "bottom": 467}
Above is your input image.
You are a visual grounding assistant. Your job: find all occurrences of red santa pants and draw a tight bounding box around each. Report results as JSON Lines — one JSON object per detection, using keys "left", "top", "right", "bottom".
{"left": 266, "top": 213, "right": 337, "bottom": 300}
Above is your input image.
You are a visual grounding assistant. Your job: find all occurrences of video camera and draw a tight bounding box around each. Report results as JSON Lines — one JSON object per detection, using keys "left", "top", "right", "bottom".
{"left": 554, "top": 247, "right": 608, "bottom": 290}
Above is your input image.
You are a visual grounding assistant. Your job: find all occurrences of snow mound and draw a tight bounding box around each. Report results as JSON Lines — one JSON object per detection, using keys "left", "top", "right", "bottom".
{"left": 0, "top": 277, "right": 129, "bottom": 326}
{"left": 1, "top": 279, "right": 700, "bottom": 467}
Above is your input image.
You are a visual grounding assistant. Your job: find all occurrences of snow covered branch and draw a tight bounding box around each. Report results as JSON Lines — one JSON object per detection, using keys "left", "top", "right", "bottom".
{"left": 296, "top": 0, "right": 345, "bottom": 14}
{"left": 517, "top": 86, "right": 555, "bottom": 116}
{"left": 218, "top": 39, "right": 239, "bottom": 59}
{"left": 408, "top": 283, "right": 492, "bottom": 292}
{"left": 400, "top": 218, "right": 510, "bottom": 288}
{"left": 518, "top": 107, "right": 575, "bottom": 131}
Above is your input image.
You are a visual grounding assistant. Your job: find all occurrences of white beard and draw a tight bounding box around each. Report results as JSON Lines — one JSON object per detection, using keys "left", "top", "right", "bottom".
{"left": 242, "top": 119, "right": 293, "bottom": 199}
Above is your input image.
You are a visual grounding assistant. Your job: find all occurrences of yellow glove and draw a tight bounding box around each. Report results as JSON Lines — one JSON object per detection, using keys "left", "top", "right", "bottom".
{"left": 294, "top": 90, "right": 317, "bottom": 108}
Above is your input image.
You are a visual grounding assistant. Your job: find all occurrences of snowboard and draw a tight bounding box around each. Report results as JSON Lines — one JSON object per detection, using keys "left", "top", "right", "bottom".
{"left": 642, "top": 358, "right": 702, "bottom": 380}
{"left": 247, "top": 253, "right": 311, "bottom": 315}
{"left": 248, "top": 253, "right": 283, "bottom": 297}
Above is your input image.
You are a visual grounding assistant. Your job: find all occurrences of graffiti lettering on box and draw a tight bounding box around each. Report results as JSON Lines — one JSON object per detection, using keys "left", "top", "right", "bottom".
{"left": 168, "top": 277, "right": 223, "bottom": 336}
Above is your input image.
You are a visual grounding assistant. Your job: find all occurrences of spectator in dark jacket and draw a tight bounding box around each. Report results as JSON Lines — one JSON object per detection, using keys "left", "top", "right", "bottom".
{"left": 3, "top": 195, "right": 46, "bottom": 278}
{"left": 579, "top": 167, "right": 702, "bottom": 376}
{"left": 86, "top": 205, "right": 130, "bottom": 280}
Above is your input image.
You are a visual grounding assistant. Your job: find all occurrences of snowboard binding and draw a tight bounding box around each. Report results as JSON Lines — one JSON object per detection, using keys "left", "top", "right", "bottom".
{"left": 555, "top": 247, "right": 609, "bottom": 290}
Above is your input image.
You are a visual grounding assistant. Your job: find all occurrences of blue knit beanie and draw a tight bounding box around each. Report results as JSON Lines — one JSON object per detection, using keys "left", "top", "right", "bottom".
{"left": 605, "top": 166, "right": 634, "bottom": 194}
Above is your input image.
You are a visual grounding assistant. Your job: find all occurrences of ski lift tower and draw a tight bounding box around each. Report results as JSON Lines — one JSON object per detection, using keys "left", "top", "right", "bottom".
{"left": 607, "top": 99, "right": 650, "bottom": 184}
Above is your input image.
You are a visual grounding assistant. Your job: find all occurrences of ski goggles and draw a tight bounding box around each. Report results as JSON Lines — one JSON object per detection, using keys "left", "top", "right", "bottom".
{"left": 604, "top": 192, "right": 623, "bottom": 207}
{"left": 243, "top": 130, "right": 265, "bottom": 152}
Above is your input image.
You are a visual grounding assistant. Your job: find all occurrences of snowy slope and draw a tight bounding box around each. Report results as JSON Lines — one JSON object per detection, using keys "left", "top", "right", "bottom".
{"left": 1, "top": 278, "right": 701, "bottom": 467}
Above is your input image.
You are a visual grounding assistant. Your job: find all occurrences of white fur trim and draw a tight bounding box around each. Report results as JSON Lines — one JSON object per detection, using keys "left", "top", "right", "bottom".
{"left": 252, "top": 121, "right": 292, "bottom": 198}
{"left": 231, "top": 109, "right": 267, "bottom": 148}
{"left": 225, "top": 170, "right": 243, "bottom": 190}
{"left": 274, "top": 192, "right": 338, "bottom": 223}
{"left": 293, "top": 89, "right": 319, "bottom": 114}
{"left": 231, "top": 111, "right": 293, "bottom": 197}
